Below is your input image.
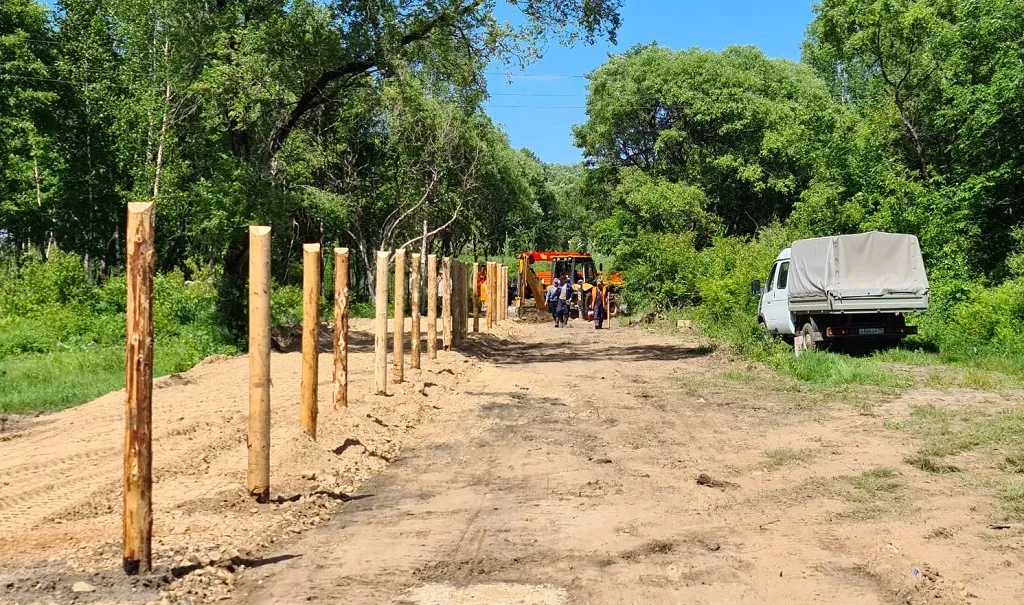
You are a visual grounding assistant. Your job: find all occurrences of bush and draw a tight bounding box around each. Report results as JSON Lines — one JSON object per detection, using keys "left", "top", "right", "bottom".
{"left": 0, "top": 252, "right": 241, "bottom": 413}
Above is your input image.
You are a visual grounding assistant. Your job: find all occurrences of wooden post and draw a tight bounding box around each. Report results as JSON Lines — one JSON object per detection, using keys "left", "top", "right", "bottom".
{"left": 392, "top": 249, "right": 406, "bottom": 382}
{"left": 410, "top": 253, "right": 422, "bottom": 369}
{"left": 485, "top": 262, "right": 493, "bottom": 330}
{"left": 247, "top": 226, "right": 272, "bottom": 503}
{"left": 463, "top": 263, "right": 470, "bottom": 339}
{"left": 301, "top": 244, "right": 320, "bottom": 439}
{"left": 427, "top": 254, "right": 438, "bottom": 359}
{"left": 499, "top": 266, "right": 505, "bottom": 322}
{"left": 442, "top": 257, "right": 452, "bottom": 350}
{"left": 491, "top": 263, "right": 499, "bottom": 327}
{"left": 124, "top": 202, "right": 154, "bottom": 575}
{"left": 333, "top": 248, "right": 349, "bottom": 410}
{"left": 452, "top": 260, "right": 461, "bottom": 347}
{"left": 457, "top": 261, "right": 466, "bottom": 345}
{"left": 472, "top": 262, "right": 480, "bottom": 333}
{"left": 374, "top": 250, "right": 389, "bottom": 395}
{"left": 458, "top": 262, "right": 467, "bottom": 342}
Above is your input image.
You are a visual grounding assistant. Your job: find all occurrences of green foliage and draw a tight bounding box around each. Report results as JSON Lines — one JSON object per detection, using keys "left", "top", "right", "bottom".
{"left": 0, "top": 252, "right": 346, "bottom": 412}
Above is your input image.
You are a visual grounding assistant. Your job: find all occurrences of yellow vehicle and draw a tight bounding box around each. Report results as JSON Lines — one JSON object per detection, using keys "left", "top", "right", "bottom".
{"left": 512, "top": 251, "right": 623, "bottom": 318}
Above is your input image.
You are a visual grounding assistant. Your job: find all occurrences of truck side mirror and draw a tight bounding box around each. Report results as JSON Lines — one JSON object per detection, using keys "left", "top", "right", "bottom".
{"left": 751, "top": 280, "right": 762, "bottom": 296}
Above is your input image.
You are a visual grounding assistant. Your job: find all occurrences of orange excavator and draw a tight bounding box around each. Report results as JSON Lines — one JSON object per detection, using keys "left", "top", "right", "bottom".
{"left": 476, "top": 251, "right": 624, "bottom": 318}
{"left": 513, "top": 251, "right": 623, "bottom": 318}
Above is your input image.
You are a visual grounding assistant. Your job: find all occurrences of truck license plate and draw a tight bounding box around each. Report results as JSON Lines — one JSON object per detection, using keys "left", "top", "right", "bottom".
{"left": 859, "top": 328, "right": 885, "bottom": 336}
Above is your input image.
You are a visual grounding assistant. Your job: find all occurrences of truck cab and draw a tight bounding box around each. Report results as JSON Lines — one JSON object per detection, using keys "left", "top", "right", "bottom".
{"left": 756, "top": 248, "right": 797, "bottom": 336}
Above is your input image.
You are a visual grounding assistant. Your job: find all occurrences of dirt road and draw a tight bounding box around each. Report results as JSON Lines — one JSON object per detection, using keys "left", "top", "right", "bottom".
{"left": 1, "top": 318, "right": 1022, "bottom": 604}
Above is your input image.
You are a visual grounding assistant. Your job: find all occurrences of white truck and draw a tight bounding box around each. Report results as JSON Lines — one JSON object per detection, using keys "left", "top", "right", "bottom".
{"left": 753, "top": 232, "right": 929, "bottom": 354}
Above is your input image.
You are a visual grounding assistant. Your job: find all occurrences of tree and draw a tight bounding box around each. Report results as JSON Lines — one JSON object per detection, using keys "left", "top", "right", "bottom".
{"left": 0, "top": 0, "right": 59, "bottom": 255}
{"left": 575, "top": 44, "right": 844, "bottom": 235}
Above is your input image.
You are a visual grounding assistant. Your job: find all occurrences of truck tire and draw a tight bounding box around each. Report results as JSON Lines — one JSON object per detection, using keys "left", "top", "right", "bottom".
{"left": 794, "top": 323, "right": 817, "bottom": 357}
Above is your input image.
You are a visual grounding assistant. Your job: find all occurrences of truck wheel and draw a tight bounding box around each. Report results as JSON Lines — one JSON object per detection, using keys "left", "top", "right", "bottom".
{"left": 795, "top": 323, "right": 817, "bottom": 357}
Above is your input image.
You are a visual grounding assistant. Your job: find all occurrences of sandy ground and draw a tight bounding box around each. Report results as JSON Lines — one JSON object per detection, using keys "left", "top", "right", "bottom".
{"left": 2, "top": 317, "right": 1023, "bottom": 604}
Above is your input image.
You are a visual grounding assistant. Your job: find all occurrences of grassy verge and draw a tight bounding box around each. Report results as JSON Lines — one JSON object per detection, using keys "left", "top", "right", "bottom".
{"left": 0, "top": 336, "right": 237, "bottom": 414}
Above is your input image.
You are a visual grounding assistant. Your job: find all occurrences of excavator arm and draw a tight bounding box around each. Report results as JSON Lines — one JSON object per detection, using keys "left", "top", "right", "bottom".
{"left": 519, "top": 255, "right": 549, "bottom": 312}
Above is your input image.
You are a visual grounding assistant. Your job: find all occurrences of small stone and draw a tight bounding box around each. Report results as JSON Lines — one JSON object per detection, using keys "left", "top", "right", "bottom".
{"left": 208, "top": 550, "right": 222, "bottom": 563}
{"left": 414, "top": 382, "right": 427, "bottom": 396}
{"left": 301, "top": 470, "right": 317, "bottom": 480}
{"left": 71, "top": 582, "right": 96, "bottom": 593}
{"left": 198, "top": 554, "right": 212, "bottom": 567}
{"left": 224, "top": 547, "right": 241, "bottom": 561}
{"left": 249, "top": 508, "right": 258, "bottom": 514}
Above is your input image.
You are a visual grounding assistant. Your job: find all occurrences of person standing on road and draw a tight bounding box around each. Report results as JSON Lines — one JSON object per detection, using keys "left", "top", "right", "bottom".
{"left": 556, "top": 278, "right": 572, "bottom": 327}
{"left": 546, "top": 279, "right": 559, "bottom": 326}
{"left": 592, "top": 280, "right": 609, "bottom": 330}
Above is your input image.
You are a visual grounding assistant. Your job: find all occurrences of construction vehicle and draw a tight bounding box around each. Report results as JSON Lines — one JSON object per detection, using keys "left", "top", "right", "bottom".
{"left": 512, "top": 251, "right": 623, "bottom": 319}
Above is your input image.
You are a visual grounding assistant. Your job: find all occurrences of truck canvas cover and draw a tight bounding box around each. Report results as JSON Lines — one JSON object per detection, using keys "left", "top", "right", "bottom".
{"left": 789, "top": 232, "right": 929, "bottom": 305}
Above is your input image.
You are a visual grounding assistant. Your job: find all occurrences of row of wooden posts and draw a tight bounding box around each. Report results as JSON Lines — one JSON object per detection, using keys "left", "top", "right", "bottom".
{"left": 121, "top": 203, "right": 511, "bottom": 575}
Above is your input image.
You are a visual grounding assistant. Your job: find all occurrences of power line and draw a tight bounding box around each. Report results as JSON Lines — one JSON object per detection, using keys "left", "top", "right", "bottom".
{"left": 490, "top": 92, "right": 586, "bottom": 98}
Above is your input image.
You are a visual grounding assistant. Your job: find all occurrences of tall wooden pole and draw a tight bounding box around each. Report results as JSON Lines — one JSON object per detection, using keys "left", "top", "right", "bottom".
{"left": 392, "top": 249, "right": 406, "bottom": 382}
{"left": 333, "top": 248, "right": 349, "bottom": 410}
{"left": 451, "top": 260, "right": 461, "bottom": 347}
{"left": 124, "top": 202, "right": 154, "bottom": 575}
{"left": 491, "top": 263, "right": 499, "bottom": 328}
{"left": 499, "top": 266, "right": 505, "bottom": 322}
{"left": 485, "top": 262, "right": 493, "bottom": 330}
{"left": 427, "top": 254, "right": 438, "bottom": 359}
{"left": 472, "top": 262, "right": 480, "bottom": 333}
{"left": 458, "top": 262, "right": 467, "bottom": 343}
{"left": 247, "top": 226, "right": 272, "bottom": 503}
{"left": 462, "top": 263, "right": 470, "bottom": 339}
{"left": 457, "top": 261, "right": 466, "bottom": 345}
{"left": 300, "top": 243, "right": 320, "bottom": 439}
{"left": 442, "top": 257, "right": 452, "bottom": 350}
{"left": 410, "top": 253, "right": 422, "bottom": 369}
{"left": 374, "top": 250, "right": 389, "bottom": 395}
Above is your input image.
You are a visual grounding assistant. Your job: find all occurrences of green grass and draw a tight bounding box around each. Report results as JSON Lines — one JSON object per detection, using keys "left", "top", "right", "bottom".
{"left": 890, "top": 404, "right": 1024, "bottom": 461}
{"left": 884, "top": 403, "right": 1024, "bottom": 519}
{"left": 762, "top": 447, "right": 815, "bottom": 469}
{"left": 0, "top": 337, "right": 237, "bottom": 414}
{"left": 844, "top": 467, "right": 903, "bottom": 500}
{"left": 999, "top": 481, "right": 1024, "bottom": 519}
{"left": 776, "top": 351, "right": 913, "bottom": 390}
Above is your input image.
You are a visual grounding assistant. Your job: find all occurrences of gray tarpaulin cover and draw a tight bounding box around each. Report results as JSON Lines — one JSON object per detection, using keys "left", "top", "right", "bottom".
{"left": 789, "top": 232, "right": 929, "bottom": 302}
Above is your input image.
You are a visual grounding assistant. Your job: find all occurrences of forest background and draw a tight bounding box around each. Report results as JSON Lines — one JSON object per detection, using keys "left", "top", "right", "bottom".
{"left": 3, "top": 0, "right": 1023, "bottom": 412}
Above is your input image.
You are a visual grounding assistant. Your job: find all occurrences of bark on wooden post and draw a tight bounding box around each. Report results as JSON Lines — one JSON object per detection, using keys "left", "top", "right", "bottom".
{"left": 491, "top": 263, "right": 500, "bottom": 325}
{"left": 472, "top": 262, "right": 480, "bottom": 333}
{"left": 499, "top": 266, "right": 505, "bottom": 322}
{"left": 374, "top": 250, "right": 389, "bottom": 395}
{"left": 452, "top": 260, "right": 462, "bottom": 347}
{"left": 247, "top": 226, "right": 272, "bottom": 503}
{"left": 460, "top": 261, "right": 468, "bottom": 342}
{"left": 410, "top": 253, "right": 422, "bottom": 369}
{"left": 463, "top": 263, "right": 471, "bottom": 339}
{"left": 392, "top": 248, "right": 406, "bottom": 382}
{"left": 427, "top": 254, "right": 438, "bottom": 359}
{"left": 124, "top": 202, "right": 154, "bottom": 575}
{"left": 458, "top": 262, "right": 468, "bottom": 342}
{"left": 301, "top": 244, "right": 320, "bottom": 439}
{"left": 442, "top": 257, "right": 452, "bottom": 350}
{"left": 485, "top": 262, "right": 494, "bottom": 330}
{"left": 333, "top": 248, "right": 349, "bottom": 410}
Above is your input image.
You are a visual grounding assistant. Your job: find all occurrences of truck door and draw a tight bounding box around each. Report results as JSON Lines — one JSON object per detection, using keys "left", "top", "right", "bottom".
{"left": 762, "top": 261, "right": 795, "bottom": 335}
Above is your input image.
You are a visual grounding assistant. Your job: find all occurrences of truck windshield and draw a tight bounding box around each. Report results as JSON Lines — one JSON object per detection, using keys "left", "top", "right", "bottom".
{"left": 766, "top": 264, "right": 778, "bottom": 292}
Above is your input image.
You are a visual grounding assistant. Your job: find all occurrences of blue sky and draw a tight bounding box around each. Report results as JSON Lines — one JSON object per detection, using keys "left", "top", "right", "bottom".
{"left": 484, "top": 1, "right": 817, "bottom": 164}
